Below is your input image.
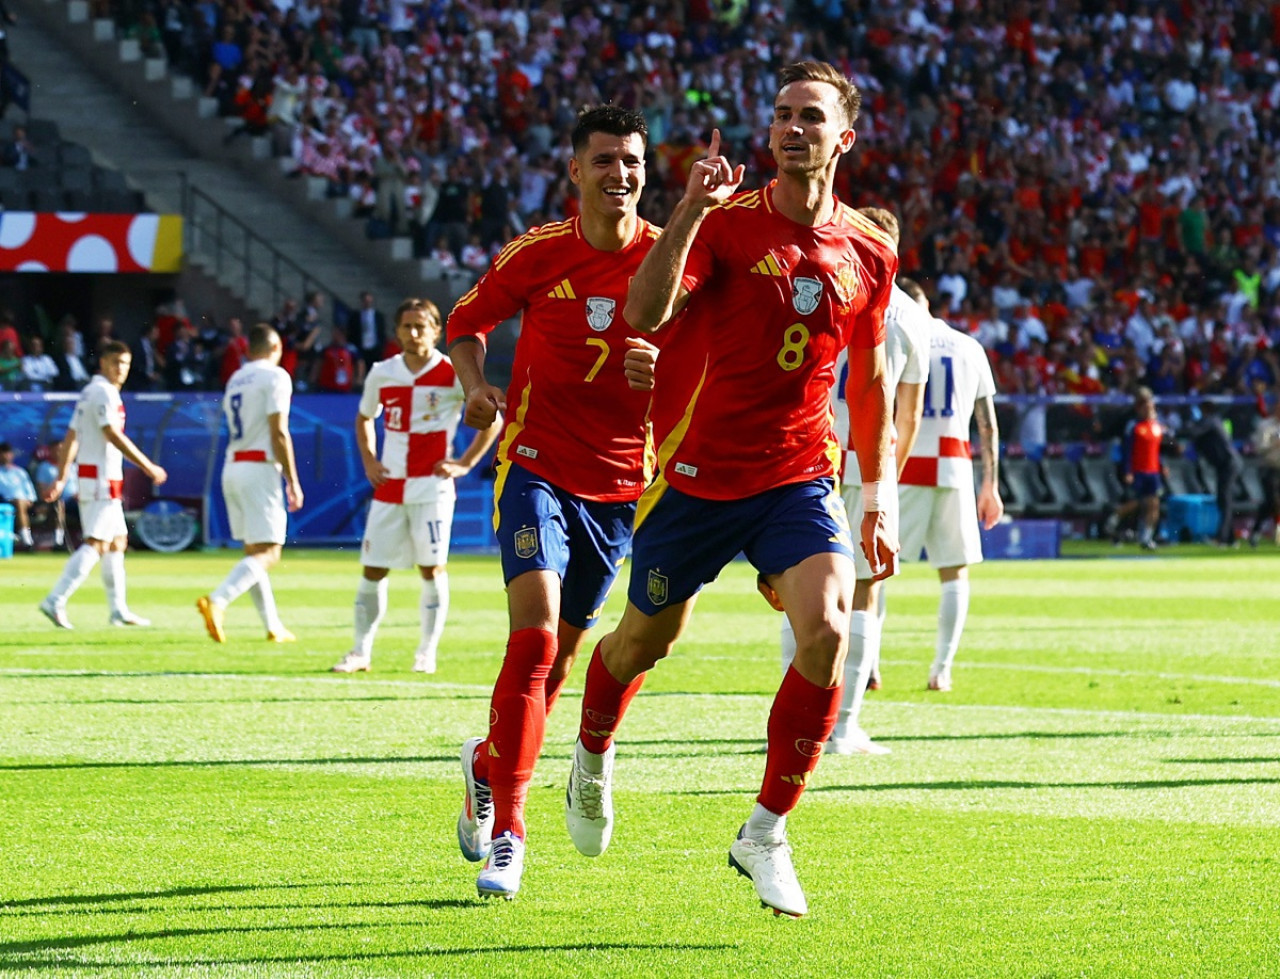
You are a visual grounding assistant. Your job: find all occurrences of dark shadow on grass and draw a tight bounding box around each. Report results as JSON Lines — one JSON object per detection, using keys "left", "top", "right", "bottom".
{"left": 1166, "top": 757, "right": 1280, "bottom": 765}
{"left": 0, "top": 941, "right": 731, "bottom": 970}
{"left": 1, "top": 897, "right": 479, "bottom": 919}
{"left": 0, "top": 883, "right": 354, "bottom": 909}
{"left": 0, "top": 755, "right": 455, "bottom": 772}
{"left": 4, "top": 695, "right": 487, "bottom": 706}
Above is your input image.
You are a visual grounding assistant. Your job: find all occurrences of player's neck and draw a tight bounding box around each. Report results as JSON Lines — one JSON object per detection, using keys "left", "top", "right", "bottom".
{"left": 402, "top": 350, "right": 432, "bottom": 373}
{"left": 770, "top": 171, "right": 836, "bottom": 227}
{"left": 580, "top": 210, "right": 637, "bottom": 252}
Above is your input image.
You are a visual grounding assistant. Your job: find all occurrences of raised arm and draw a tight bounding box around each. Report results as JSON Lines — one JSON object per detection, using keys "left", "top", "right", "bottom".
{"left": 623, "top": 129, "right": 743, "bottom": 333}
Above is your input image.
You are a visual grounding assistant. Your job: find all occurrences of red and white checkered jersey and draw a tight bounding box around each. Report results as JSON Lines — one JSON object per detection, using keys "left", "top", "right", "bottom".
{"left": 223, "top": 360, "right": 292, "bottom": 466}
{"left": 72, "top": 374, "right": 125, "bottom": 500}
{"left": 837, "top": 284, "right": 932, "bottom": 487}
{"left": 900, "top": 317, "right": 997, "bottom": 489}
{"left": 359, "top": 351, "right": 464, "bottom": 504}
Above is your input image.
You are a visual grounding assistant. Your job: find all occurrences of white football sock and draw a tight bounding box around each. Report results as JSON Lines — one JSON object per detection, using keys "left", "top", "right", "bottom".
{"left": 832, "top": 610, "right": 880, "bottom": 741}
{"left": 744, "top": 803, "right": 786, "bottom": 844}
{"left": 211, "top": 557, "right": 264, "bottom": 609}
{"left": 353, "top": 577, "right": 388, "bottom": 656}
{"left": 780, "top": 612, "right": 797, "bottom": 676}
{"left": 934, "top": 579, "right": 970, "bottom": 675}
{"left": 101, "top": 550, "right": 128, "bottom": 616}
{"left": 249, "top": 578, "right": 284, "bottom": 633}
{"left": 46, "top": 544, "right": 100, "bottom": 607}
{"left": 418, "top": 573, "right": 448, "bottom": 653}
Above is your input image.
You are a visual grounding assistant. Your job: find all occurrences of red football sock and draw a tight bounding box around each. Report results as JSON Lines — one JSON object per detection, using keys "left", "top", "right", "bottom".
{"left": 543, "top": 673, "right": 567, "bottom": 715}
{"left": 758, "top": 665, "right": 840, "bottom": 816}
{"left": 485, "top": 627, "right": 558, "bottom": 840}
{"left": 577, "top": 641, "right": 644, "bottom": 755}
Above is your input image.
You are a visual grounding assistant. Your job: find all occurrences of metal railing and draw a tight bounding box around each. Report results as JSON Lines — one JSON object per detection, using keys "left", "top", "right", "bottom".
{"left": 177, "top": 173, "right": 347, "bottom": 318}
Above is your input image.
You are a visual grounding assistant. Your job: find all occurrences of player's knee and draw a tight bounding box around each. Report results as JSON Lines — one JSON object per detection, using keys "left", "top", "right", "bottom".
{"left": 611, "top": 630, "right": 669, "bottom": 675}
{"left": 419, "top": 564, "right": 443, "bottom": 579}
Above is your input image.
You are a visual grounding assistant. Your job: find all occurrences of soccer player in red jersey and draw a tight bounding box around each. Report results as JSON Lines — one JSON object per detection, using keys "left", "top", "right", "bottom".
{"left": 444, "top": 105, "right": 662, "bottom": 899}
{"left": 563, "top": 61, "right": 899, "bottom": 918}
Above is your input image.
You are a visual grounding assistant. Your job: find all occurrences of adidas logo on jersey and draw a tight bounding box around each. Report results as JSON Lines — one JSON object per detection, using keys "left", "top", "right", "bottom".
{"left": 750, "top": 254, "right": 786, "bottom": 276}
{"left": 547, "top": 279, "right": 577, "bottom": 299}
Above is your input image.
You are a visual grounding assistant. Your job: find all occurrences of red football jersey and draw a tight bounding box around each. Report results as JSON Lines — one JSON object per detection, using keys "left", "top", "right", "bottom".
{"left": 446, "top": 216, "right": 662, "bottom": 502}
{"left": 650, "top": 182, "right": 897, "bottom": 500}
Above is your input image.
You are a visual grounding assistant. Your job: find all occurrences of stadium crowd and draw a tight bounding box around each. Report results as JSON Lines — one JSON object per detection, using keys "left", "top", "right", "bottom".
{"left": 99, "top": 0, "right": 1280, "bottom": 407}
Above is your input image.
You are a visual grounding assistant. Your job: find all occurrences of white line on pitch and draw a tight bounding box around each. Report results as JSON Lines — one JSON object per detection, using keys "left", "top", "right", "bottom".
{"left": 875, "top": 658, "right": 1280, "bottom": 689}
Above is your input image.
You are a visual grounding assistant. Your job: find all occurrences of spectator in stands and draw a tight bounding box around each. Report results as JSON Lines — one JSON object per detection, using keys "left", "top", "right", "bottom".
{"left": 165, "top": 318, "right": 205, "bottom": 391}
{"left": 0, "top": 441, "right": 35, "bottom": 549}
{"left": 293, "top": 290, "right": 325, "bottom": 389}
{"left": 224, "top": 72, "right": 274, "bottom": 145}
{"left": 1, "top": 124, "right": 36, "bottom": 170}
{"left": 0, "top": 339, "right": 20, "bottom": 388}
{"left": 460, "top": 232, "right": 490, "bottom": 276}
{"left": 21, "top": 336, "right": 58, "bottom": 392}
{"left": 53, "top": 328, "right": 91, "bottom": 392}
{"left": 128, "top": 322, "right": 164, "bottom": 392}
{"left": 88, "top": 316, "right": 117, "bottom": 373}
{"left": 317, "top": 325, "right": 358, "bottom": 392}
{"left": 219, "top": 316, "right": 249, "bottom": 387}
{"left": 32, "top": 443, "right": 68, "bottom": 549}
{"left": 347, "top": 291, "right": 384, "bottom": 377}
{"left": 431, "top": 162, "right": 473, "bottom": 261}
{"left": 0, "top": 311, "right": 21, "bottom": 356}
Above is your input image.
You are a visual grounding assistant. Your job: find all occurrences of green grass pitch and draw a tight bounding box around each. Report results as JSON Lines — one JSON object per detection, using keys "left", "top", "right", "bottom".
{"left": 1, "top": 548, "right": 1278, "bottom": 978}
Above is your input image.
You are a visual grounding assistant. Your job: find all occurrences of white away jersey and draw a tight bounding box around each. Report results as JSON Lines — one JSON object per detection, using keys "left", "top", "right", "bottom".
{"left": 900, "top": 317, "right": 997, "bottom": 488}
{"left": 838, "top": 284, "right": 932, "bottom": 486}
{"left": 72, "top": 374, "right": 125, "bottom": 499}
{"left": 359, "top": 351, "right": 465, "bottom": 504}
{"left": 223, "top": 360, "right": 293, "bottom": 465}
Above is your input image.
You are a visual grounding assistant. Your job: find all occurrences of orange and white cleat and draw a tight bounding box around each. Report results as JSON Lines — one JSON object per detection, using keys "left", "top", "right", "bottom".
{"left": 196, "top": 595, "right": 226, "bottom": 643}
{"left": 266, "top": 627, "right": 297, "bottom": 643}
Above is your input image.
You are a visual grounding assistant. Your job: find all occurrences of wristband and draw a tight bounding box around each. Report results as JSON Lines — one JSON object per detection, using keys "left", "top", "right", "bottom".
{"left": 861, "top": 480, "right": 890, "bottom": 513}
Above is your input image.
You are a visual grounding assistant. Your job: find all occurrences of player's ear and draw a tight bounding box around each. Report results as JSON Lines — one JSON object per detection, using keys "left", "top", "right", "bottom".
{"left": 837, "top": 128, "right": 856, "bottom": 155}
{"left": 568, "top": 155, "right": 582, "bottom": 187}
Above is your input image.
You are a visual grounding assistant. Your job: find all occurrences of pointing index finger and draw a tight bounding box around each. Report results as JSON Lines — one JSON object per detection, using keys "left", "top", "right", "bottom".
{"left": 707, "top": 128, "right": 720, "bottom": 160}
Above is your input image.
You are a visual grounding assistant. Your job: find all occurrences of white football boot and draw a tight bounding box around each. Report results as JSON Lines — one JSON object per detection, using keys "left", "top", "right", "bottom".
{"left": 38, "top": 599, "right": 73, "bottom": 630}
{"left": 476, "top": 831, "right": 525, "bottom": 900}
{"left": 565, "top": 739, "right": 615, "bottom": 857}
{"left": 729, "top": 826, "right": 808, "bottom": 918}
{"left": 457, "top": 737, "right": 494, "bottom": 862}
{"left": 331, "top": 650, "right": 371, "bottom": 673}
{"left": 827, "top": 726, "right": 891, "bottom": 756}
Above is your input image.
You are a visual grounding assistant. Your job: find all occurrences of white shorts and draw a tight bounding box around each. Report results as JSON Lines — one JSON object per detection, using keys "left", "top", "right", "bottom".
{"left": 361, "top": 498, "right": 454, "bottom": 569}
{"left": 80, "top": 498, "right": 127, "bottom": 542}
{"left": 223, "top": 462, "right": 287, "bottom": 545}
{"left": 898, "top": 483, "right": 984, "bottom": 570}
{"left": 841, "top": 476, "right": 900, "bottom": 580}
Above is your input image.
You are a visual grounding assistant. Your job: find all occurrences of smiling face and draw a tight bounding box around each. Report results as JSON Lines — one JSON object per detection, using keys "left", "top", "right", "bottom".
{"left": 769, "top": 80, "right": 856, "bottom": 176}
{"left": 569, "top": 131, "right": 646, "bottom": 221}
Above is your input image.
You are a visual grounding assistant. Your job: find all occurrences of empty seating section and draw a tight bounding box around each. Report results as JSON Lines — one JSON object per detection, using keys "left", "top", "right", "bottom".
{"left": 0, "top": 118, "right": 145, "bottom": 213}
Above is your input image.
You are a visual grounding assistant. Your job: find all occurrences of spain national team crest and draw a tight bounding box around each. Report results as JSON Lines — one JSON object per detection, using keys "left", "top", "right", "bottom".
{"left": 585, "top": 297, "right": 616, "bottom": 332}
{"left": 792, "top": 277, "right": 823, "bottom": 315}
{"left": 514, "top": 526, "right": 539, "bottom": 559}
{"left": 836, "top": 265, "right": 860, "bottom": 304}
{"left": 646, "top": 569, "right": 669, "bottom": 607}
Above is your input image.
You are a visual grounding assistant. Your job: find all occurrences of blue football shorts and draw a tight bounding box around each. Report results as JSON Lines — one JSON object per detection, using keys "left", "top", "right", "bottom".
{"left": 627, "top": 476, "right": 854, "bottom": 616}
{"left": 493, "top": 460, "right": 636, "bottom": 629}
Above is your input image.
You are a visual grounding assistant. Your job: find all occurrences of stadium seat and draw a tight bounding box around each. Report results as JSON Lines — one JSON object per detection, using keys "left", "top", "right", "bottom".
{"left": 31, "top": 189, "right": 65, "bottom": 212}
{"left": 1040, "top": 458, "right": 1096, "bottom": 517}
{"left": 26, "top": 120, "right": 61, "bottom": 144}
{"left": 60, "top": 168, "right": 94, "bottom": 194}
{"left": 1000, "top": 458, "right": 1055, "bottom": 517}
{"left": 57, "top": 143, "right": 93, "bottom": 169}
{"left": 93, "top": 168, "right": 129, "bottom": 192}
{"left": 1078, "top": 457, "right": 1124, "bottom": 513}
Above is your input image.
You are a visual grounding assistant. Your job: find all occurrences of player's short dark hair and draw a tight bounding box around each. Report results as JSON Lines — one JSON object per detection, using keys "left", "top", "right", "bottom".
{"left": 0, "top": 442, "right": 11, "bottom": 454}
{"left": 248, "top": 322, "right": 279, "bottom": 355}
{"left": 100, "top": 340, "right": 130, "bottom": 360}
{"left": 897, "top": 277, "right": 927, "bottom": 304}
{"left": 857, "top": 206, "right": 901, "bottom": 247}
{"left": 571, "top": 105, "right": 648, "bottom": 155}
{"left": 778, "top": 61, "right": 861, "bottom": 127}
{"left": 395, "top": 297, "right": 441, "bottom": 331}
